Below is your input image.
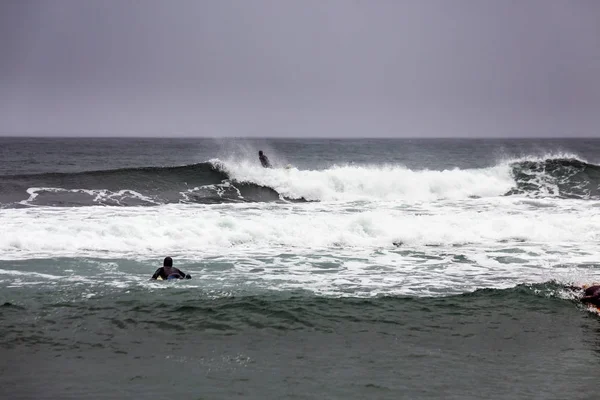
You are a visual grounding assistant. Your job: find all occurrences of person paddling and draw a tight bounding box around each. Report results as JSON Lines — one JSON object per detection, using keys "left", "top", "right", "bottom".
{"left": 151, "top": 257, "right": 191, "bottom": 280}
{"left": 567, "top": 283, "right": 600, "bottom": 306}
{"left": 580, "top": 284, "right": 600, "bottom": 306}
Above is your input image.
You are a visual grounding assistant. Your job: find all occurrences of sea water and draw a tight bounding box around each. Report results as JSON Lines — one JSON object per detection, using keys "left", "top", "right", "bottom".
{"left": 1, "top": 138, "right": 599, "bottom": 399}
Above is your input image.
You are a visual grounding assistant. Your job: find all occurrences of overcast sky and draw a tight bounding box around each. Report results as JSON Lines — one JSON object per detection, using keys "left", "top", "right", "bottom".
{"left": 1, "top": 0, "right": 599, "bottom": 138}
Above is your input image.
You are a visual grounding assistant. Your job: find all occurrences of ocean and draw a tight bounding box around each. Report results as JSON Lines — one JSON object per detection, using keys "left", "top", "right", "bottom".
{"left": 1, "top": 137, "right": 599, "bottom": 399}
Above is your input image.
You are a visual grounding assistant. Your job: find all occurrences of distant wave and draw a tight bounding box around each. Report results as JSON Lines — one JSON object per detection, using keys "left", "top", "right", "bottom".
{"left": 1, "top": 156, "right": 598, "bottom": 207}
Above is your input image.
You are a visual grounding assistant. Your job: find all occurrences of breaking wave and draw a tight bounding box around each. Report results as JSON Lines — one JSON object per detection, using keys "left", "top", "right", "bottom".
{"left": 0, "top": 156, "right": 598, "bottom": 208}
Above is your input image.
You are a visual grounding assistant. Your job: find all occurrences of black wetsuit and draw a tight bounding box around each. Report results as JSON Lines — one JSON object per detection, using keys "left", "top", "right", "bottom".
{"left": 582, "top": 285, "right": 600, "bottom": 306}
{"left": 151, "top": 266, "right": 190, "bottom": 280}
{"left": 259, "top": 154, "right": 271, "bottom": 168}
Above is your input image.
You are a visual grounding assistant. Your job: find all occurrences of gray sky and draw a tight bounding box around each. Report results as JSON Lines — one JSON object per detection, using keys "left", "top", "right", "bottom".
{"left": 1, "top": 0, "right": 599, "bottom": 138}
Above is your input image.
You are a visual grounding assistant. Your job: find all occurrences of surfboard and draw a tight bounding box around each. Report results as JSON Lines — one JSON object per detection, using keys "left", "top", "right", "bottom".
{"left": 155, "top": 275, "right": 184, "bottom": 281}
{"left": 587, "top": 304, "right": 600, "bottom": 315}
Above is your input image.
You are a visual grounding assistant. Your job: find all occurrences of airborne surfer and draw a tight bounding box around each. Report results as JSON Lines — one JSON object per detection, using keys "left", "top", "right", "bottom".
{"left": 151, "top": 256, "right": 191, "bottom": 280}
{"left": 258, "top": 150, "right": 272, "bottom": 168}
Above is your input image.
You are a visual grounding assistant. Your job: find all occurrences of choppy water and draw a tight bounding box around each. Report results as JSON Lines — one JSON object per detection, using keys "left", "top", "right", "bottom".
{"left": 1, "top": 137, "right": 599, "bottom": 399}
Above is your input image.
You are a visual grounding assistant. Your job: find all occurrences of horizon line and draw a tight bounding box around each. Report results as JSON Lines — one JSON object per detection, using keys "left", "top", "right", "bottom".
{"left": 0, "top": 134, "right": 598, "bottom": 140}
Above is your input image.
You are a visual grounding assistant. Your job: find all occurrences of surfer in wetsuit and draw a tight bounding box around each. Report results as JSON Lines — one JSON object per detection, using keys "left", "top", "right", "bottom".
{"left": 567, "top": 284, "right": 600, "bottom": 306}
{"left": 580, "top": 284, "right": 600, "bottom": 306}
{"left": 258, "top": 150, "right": 272, "bottom": 168}
{"left": 151, "top": 257, "right": 191, "bottom": 280}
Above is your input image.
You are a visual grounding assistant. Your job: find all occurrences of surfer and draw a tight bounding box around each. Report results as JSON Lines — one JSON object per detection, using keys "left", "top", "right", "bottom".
{"left": 581, "top": 284, "right": 600, "bottom": 306}
{"left": 151, "top": 257, "right": 191, "bottom": 280}
{"left": 258, "top": 150, "right": 272, "bottom": 168}
{"left": 567, "top": 284, "right": 600, "bottom": 306}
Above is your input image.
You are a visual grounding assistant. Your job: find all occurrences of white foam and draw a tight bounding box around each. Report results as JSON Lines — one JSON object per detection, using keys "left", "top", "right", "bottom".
{"left": 213, "top": 159, "right": 515, "bottom": 202}
{"left": 0, "top": 199, "right": 598, "bottom": 261}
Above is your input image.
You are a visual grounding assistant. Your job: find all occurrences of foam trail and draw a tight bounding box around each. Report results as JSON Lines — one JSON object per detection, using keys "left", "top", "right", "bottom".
{"left": 20, "top": 187, "right": 159, "bottom": 206}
